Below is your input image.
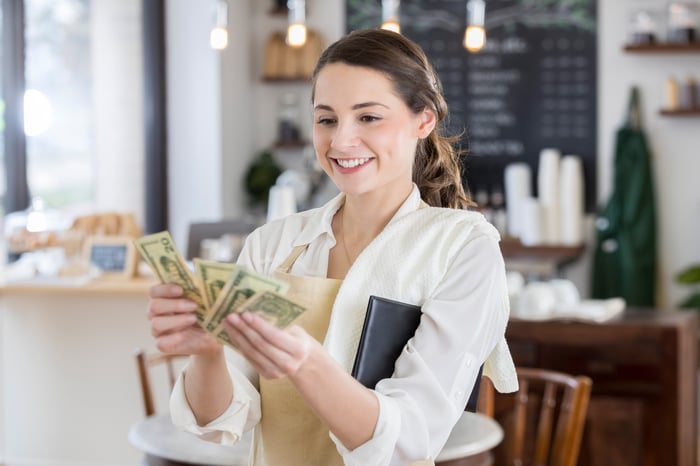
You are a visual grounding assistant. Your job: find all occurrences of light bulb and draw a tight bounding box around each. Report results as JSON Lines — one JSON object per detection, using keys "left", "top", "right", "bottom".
{"left": 381, "top": 0, "right": 401, "bottom": 34}
{"left": 381, "top": 19, "right": 401, "bottom": 34}
{"left": 210, "top": 0, "right": 228, "bottom": 50}
{"left": 464, "top": 25, "right": 485, "bottom": 52}
{"left": 286, "top": 23, "right": 307, "bottom": 47}
{"left": 210, "top": 26, "right": 228, "bottom": 50}
{"left": 464, "top": 0, "right": 486, "bottom": 52}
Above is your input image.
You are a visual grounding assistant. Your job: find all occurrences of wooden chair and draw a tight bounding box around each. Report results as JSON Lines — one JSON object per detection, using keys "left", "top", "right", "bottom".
{"left": 487, "top": 367, "right": 592, "bottom": 466}
{"left": 185, "top": 219, "right": 257, "bottom": 260}
{"left": 132, "top": 350, "right": 251, "bottom": 466}
{"left": 134, "top": 349, "right": 188, "bottom": 416}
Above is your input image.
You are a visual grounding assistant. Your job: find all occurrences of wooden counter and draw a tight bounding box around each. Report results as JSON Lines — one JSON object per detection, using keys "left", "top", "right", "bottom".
{"left": 499, "top": 310, "right": 697, "bottom": 466}
{"left": 0, "top": 275, "right": 156, "bottom": 296}
{"left": 0, "top": 276, "right": 160, "bottom": 466}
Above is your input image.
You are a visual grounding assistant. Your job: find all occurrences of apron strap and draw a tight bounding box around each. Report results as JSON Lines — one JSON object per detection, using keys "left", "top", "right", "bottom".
{"left": 276, "top": 244, "right": 308, "bottom": 274}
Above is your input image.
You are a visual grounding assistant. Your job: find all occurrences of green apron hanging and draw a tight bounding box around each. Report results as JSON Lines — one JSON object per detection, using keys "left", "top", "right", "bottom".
{"left": 592, "top": 87, "right": 657, "bottom": 307}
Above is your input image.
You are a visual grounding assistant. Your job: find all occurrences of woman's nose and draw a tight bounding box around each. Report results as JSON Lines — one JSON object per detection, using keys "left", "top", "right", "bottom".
{"left": 330, "top": 120, "right": 359, "bottom": 151}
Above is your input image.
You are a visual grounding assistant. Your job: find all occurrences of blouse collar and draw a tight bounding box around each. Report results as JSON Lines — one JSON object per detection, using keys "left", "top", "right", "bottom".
{"left": 291, "top": 184, "right": 423, "bottom": 247}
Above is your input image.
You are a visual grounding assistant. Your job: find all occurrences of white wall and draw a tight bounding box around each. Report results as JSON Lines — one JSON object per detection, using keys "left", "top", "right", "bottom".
{"left": 92, "top": 0, "right": 145, "bottom": 225}
{"left": 598, "top": 1, "right": 700, "bottom": 308}
{"left": 166, "top": 0, "right": 226, "bottom": 248}
{"left": 170, "top": 0, "right": 700, "bottom": 308}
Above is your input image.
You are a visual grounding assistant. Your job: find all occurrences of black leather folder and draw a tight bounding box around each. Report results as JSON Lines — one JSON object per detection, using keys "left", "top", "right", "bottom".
{"left": 351, "top": 295, "right": 482, "bottom": 412}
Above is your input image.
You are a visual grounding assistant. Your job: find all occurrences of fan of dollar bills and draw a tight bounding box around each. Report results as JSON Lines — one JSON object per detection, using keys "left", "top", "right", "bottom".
{"left": 134, "top": 231, "right": 305, "bottom": 348}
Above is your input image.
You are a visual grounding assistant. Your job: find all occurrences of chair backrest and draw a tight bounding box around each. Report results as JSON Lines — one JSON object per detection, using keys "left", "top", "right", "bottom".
{"left": 186, "top": 219, "right": 258, "bottom": 260}
{"left": 134, "top": 349, "right": 188, "bottom": 416}
{"left": 486, "top": 367, "right": 592, "bottom": 466}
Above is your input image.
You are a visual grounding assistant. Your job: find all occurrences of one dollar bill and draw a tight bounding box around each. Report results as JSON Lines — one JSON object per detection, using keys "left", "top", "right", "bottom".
{"left": 212, "top": 290, "right": 306, "bottom": 347}
{"left": 204, "top": 267, "right": 291, "bottom": 333}
{"left": 193, "top": 258, "right": 240, "bottom": 310}
{"left": 134, "top": 231, "right": 208, "bottom": 325}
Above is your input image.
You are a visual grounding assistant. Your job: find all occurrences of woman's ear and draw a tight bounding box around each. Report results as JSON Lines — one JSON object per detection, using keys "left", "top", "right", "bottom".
{"left": 416, "top": 109, "right": 437, "bottom": 139}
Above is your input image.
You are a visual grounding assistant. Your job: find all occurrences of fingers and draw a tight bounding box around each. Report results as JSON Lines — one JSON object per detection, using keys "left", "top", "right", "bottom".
{"left": 148, "top": 297, "right": 198, "bottom": 318}
{"left": 146, "top": 284, "right": 221, "bottom": 357}
{"left": 151, "top": 313, "right": 197, "bottom": 337}
{"left": 155, "top": 326, "right": 213, "bottom": 354}
{"left": 225, "top": 313, "right": 305, "bottom": 378}
{"left": 147, "top": 284, "right": 198, "bottom": 320}
{"left": 149, "top": 283, "right": 184, "bottom": 298}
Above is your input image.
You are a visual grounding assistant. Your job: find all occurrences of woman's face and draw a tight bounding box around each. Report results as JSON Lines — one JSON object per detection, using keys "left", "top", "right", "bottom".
{"left": 312, "top": 63, "right": 435, "bottom": 199}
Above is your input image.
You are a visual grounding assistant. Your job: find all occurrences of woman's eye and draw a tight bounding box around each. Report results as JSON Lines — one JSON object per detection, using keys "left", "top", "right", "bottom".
{"left": 316, "top": 117, "right": 336, "bottom": 125}
{"left": 360, "top": 115, "right": 381, "bottom": 122}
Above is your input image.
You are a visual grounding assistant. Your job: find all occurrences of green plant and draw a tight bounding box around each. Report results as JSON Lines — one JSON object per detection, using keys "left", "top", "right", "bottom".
{"left": 244, "top": 151, "right": 282, "bottom": 207}
{"left": 676, "top": 264, "right": 700, "bottom": 311}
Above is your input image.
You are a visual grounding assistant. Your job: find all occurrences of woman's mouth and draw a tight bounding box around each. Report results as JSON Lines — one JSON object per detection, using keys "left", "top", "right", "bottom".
{"left": 334, "top": 157, "right": 373, "bottom": 169}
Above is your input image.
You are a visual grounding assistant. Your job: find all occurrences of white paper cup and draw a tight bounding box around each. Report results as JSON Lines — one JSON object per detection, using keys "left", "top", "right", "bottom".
{"left": 267, "top": 185, "right": 297, "bottom": 223}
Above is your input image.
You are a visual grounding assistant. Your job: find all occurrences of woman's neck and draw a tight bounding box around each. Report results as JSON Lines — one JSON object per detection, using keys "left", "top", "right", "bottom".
{"left": 341, "top": 186, "right": 412, "bottom": 253}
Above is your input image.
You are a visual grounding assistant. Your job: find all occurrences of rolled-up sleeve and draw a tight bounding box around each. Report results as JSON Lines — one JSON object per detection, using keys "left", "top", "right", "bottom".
{"left": 170, "top": 350, "right": 261, "bottom": 445}
{"left": 331, "top": 232, "right": 510, "bottom": 465}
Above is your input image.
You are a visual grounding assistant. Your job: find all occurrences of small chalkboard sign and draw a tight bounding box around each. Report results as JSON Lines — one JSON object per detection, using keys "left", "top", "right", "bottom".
{"left": 84, "top": 235, "right": 138, "bottom": 277}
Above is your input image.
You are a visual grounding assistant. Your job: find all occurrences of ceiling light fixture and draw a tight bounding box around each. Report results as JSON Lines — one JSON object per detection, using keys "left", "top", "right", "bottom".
{"left": 381, "top": 0, "right": 401, "bottom": 34}
{"left": 464, "top": 0, "right": 486, "bottom": 52}
{"left": 286, "top": 0, "right": 307, "bottom": 48}
{"left": 209, "top": 0, "right": 228, "bottom": 50}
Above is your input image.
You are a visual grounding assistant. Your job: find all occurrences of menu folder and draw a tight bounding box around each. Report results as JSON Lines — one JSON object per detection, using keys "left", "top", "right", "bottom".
{"left": 351, "top": 295, "right": 482, "bottom": 412}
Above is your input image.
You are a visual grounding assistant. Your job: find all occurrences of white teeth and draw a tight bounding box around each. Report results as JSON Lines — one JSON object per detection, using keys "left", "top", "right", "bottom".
{"left": 336, "top": 158, "right": 371, "bottom": 168}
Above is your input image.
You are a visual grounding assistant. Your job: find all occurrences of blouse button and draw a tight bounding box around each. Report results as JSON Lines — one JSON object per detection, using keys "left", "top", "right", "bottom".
{"left": 454, "top": 390, "right": 465, "bottom": 400}
{"left": 465, "top": 359, "right": 472, "bottom": 367}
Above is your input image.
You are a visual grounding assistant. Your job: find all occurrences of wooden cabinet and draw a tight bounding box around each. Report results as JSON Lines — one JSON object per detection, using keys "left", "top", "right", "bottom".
{"left": 499, "top": 310, "right": 697, "bottom": 466}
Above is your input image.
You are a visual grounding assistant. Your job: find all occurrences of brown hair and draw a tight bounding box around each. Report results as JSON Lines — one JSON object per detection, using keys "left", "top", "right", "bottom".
{"left": 311, "top": 29, "right": 472, "bottom": 209}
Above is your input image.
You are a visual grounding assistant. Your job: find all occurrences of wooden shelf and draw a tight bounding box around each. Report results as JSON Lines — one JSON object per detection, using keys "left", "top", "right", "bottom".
{"left": 659, "top": 108, "right": 700, "bottom": 116}
{"left": 273, "top": 140, "right": 308, "bottom": 149}
{"left": 262, "top": 77, "right": 311, "bottom": 84}
{"left": 500, "top": 239, "right": 585, "bottom": 263}
{"left": 499, "top": 239, "right": 585, "bottom": 277}
{"left": 623, "top": 43, "right": 700, "bottom": 53}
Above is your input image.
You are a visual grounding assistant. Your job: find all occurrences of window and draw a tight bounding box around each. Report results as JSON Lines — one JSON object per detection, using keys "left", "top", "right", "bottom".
{"left": 25, "top": 0, "right": 94, "bottom": 213}
{"left": 1, "top": 0, "right": 146, "bottom": 222}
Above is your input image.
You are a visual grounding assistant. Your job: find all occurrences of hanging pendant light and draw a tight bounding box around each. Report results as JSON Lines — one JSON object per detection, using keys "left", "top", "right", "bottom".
{"left": 464, "top": 0, "right": 486, "bottom": 52}
{"left": 209, "top": 0, "right": 228, "bottom": 50}
{"left": 286, "top": 0, "right": 307, "bottom": 47}
{"left": 381, "top": 0, "right": 401, "bottom": 34}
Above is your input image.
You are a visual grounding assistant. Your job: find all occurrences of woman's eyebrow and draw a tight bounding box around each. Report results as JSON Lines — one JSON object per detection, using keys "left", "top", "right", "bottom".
{"left": 313, "top": 101, "right": 390, "bottom": 112}
{"left": 352, "top": 101, "right": 389, "bottom": 110}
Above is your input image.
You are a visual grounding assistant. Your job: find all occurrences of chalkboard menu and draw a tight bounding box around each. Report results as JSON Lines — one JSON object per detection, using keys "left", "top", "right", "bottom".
{"left": 347, "top": 0, "right": 597, "bottom": 211}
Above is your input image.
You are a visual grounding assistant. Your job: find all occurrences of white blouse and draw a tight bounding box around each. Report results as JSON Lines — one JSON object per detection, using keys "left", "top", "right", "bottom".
{"left": 170, "top": 185, "right": 516, "bottom": 466}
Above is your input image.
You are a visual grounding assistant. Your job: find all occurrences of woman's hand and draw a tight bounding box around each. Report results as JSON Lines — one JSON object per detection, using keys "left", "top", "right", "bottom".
{"left": 223, "top": 312, "right": 318, "bottom": 379}
{"left": 147, "top": 283, "right": 220, "bottom": 357}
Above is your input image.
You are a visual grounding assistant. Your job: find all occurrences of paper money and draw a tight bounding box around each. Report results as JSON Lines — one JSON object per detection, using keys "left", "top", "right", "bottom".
{"left": 212, "top": 290, "right": 305, "bottom": 346}
{"left": 204, "top": 267, "right": 291, "bottom": 333}
{"left": 134, "top": 231, "right": 208, "bottom": 325}
{"left": 193, "top": 259, "right": 240, "bottom": 310}
{"left": 134, "top": 230, "right": 307, "bottom": 350}
{"left": 236, "top": 290, "right": 305, "bottom": 329}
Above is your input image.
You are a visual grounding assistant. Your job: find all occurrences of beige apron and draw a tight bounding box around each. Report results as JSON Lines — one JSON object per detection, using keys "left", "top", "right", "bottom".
{"left": 250, "top": 244, "right": 345, "bottom": 466}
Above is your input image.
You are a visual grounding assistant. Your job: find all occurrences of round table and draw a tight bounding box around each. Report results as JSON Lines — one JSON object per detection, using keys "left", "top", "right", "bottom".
{"left": 435, "top": 412, "right": 503, "bottom": 466}
{"left": 128, "top": 414, "right": 251, "bottom": 466}
{"left": 129, "top": 411, "right": 501, "bottom": 466}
